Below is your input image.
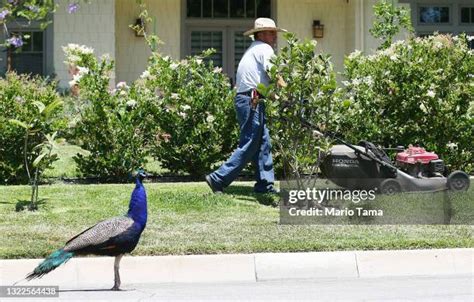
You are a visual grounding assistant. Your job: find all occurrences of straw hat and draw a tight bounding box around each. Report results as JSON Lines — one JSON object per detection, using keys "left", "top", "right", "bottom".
{"left": 243, "top": 18, "right": 287, "bottom": 36}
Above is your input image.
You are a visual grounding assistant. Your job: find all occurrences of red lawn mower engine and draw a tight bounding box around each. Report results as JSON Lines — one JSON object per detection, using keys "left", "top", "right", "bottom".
{"left": 395, "top": 146, "right": 445, "bottom": 178}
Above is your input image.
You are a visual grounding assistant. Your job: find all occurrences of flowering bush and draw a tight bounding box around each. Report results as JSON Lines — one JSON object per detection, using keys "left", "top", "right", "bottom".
{"left": 64, "top": 44, "right": 159, "bottom": 180}
{"left": 342, "top": 34, "right": 474, "bottom": 173}
{"left": 140, "top": 50, "right": 238, "bottom": 177}
{"left": 0, "top": 72, "right": 64, "bottom": 184}
{"left": 263, "top": 33, "right": 342, "bottom": 179}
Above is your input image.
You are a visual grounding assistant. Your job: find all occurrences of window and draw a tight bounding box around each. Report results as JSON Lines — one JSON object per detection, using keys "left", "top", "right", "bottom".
{"left": 10, "top": 31, "right": 44, "bottom": 75}
{"left": 186, "top": 0, "right": 270, "bottom": 19}
{"left": 190, "top": 31, "right": 224, "bottom": 66}
{"left": 185, "top": 0, "right": 272, "bottom": 82}
{"left": 460, "top": 7, "right": 474, "bottom": 24}
{"left": 419, "top": 6, "right": 450, "bottom": 24}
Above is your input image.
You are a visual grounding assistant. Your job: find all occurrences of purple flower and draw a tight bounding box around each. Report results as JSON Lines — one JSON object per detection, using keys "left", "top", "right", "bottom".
{"left": 0, "top": 9, "right": 10, "bottom": 20}
{"left": 7, "top": 0, "right": 18, "bottom": 4}
{"left": 27, "top": 5, "right": 40, "bottom": 13}
{"left": 68, "top": 2, "right": 79, "bottom": 14}
{"left": 7, "top": 36, "right": 23, "bottom": 48}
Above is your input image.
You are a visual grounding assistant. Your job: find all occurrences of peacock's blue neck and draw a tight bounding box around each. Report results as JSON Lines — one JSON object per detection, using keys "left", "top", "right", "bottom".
{"left": 127, "top": 178, "right": 148, "bottom": 228}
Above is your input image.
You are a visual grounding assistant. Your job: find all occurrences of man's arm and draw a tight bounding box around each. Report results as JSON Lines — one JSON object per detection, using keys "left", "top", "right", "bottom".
{"left": 260, "top": 44, "right": 287, "bottom": 88}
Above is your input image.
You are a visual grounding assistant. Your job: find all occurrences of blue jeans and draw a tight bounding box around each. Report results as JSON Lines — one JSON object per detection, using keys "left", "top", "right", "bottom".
{"left": 209, "top": 93, "right": 275, "bottom": 192}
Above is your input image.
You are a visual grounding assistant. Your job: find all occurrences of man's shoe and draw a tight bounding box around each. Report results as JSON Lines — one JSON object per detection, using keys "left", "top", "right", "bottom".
{"left": 205, "top": 175, "right": 223, "bottom": 194}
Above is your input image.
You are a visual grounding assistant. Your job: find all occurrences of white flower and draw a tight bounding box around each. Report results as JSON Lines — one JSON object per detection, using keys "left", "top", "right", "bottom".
{"left": 342, "top": 81, "right": 350, "bottom": 87}
{"left": 348, "top": 50, "right": 362, "bottom": 60}
{"left": 170, "top": 62, "right": 179, "bottom": 70}
{"left": 206, "top": 115, "right": 215, "bottom": 123}
{"left": 178, "top": 111, "right": 187, "bottom": 118}
{"left": 390, "top": 54, "right": 398, "bottom": 61}
{"left": 69, "top": 73, "right": 83, "bottom": 86}
{"left": 65, "top": 54, "right": 81, "bottom": 64}
{"left": 393, "top": 40, "right": 404, "bottom": 47}
{"left": 162, "top": 56, "right": 170, "bottom": 61}
{"left": 171, "top": 93, "right": 179, "bottom": 99}
{"left": 195, "top": 59, "right": 203, "bottom": 65}
{"left": 310, "top": 40, "right": 318, "bottom": 47}
{"left": 15, "top": 96, "right": 24, "bottom": 104}
{"left": 352, "top": 78, "right": 361, "bottom": 86}
{"left": 116, "top": 81, "right": 129, "bottom": 90}
{"left": 213, "top": 67, "right": 222, "bottom": 73}
{"left": 419, "top": 103, "right": 428, "bottom": 113}
{"left": 119, "top": 90, "right": 127, "bottom": 96}
{"left": 426, "top": 90, "right": 436, "bottom": 98}
{"left": 364, "top": 76, "right": 374, "bottom": 86}
{"left": 467, "top": 36, "right": 474, "bottom": 42}
{"left": 63, "top": 43, "right": 94, "bottom": 55}
{"left": 367, "top": 55, "right": 377, "bottom": 62}
{"left": 140, "top": 70, "right": 151, "bottom": 79}
{"left": 73, "top": 73, "right": 83, "bottom": 81}
{"left": 126, "top": 99, "right": 137, "bottom": 108}
{"left": 433, "top": 41, "right": 443, "bottom": 49}
{"left": 182, "top": 104, "right": 191, "bottom": 111}
{"left": 381, "top": 47, "right": 395, "bottom": 57}
{"left": 446, "top": 142, "right": 458, "bottom": 150}
{"left": 77, "top": 66, "right": 89, "bottom": 76}
{"left": 79, "top": 45, "right": 94, "bottom": 54}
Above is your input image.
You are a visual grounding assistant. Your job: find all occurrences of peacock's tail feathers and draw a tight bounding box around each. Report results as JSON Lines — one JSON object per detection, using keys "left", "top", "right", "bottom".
{"left": 26, "top": 249, "right": 74, "bottom": 281}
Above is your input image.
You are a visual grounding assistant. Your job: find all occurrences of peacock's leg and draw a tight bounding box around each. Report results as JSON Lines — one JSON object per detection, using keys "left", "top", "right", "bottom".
{"left": 111, "top": 254, "right": 123, "bottom": 290}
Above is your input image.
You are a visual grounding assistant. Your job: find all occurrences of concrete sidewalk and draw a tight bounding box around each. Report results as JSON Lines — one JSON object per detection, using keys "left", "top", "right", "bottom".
{"left": 0, "top": 248, "right": 472, "bottom": 287}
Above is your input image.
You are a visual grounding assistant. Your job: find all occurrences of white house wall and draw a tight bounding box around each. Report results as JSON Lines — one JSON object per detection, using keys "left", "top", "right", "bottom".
{"left": 276, "top": 0, "right": 411, "bottom": 73}
{"left": 50, "top": 0, "right": 414, "bottom": 87}
{"left": 276, "top": 0, "right": 354, "bottom": 72}
{"left": 53, "top": 0, "right": 116, "bottom": 88}
{"left": 115, "top": 0, "right": 181, "bottom": 84}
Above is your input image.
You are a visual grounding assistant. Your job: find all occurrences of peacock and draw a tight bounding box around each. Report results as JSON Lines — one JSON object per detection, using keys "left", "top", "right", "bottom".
{"left": 24, "top": 169, "right": 148, "bottom": 290}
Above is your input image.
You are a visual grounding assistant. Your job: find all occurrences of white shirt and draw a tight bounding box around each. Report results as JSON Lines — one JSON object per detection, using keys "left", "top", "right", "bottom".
{"left": 235, "top": 40, "right": 275, "bottom": 93}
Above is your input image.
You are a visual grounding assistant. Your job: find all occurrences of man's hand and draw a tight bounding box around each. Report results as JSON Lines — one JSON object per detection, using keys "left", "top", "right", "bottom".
{"left": 277, "top": 75, "right": 287, "bottom": 88}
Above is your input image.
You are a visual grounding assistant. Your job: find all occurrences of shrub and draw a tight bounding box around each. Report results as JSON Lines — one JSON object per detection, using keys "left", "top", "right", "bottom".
{"left": 342, "top": 34, "right": 474, "bottom": 173}
{"left": 0, "top": 72, "right": 64, "bottom": 184}
{"left": 65, "top": 44, "right": 159, "bottom": 180}
{"left": 140, "top": 50, "right": 238, "bottom": 177}
{"left": 263, "top": 33, "right": 343, "bottom": 179}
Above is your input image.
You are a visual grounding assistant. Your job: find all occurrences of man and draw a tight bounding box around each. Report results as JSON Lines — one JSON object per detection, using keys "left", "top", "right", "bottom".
{"left": 205, "top": 18, "right": 287, "bottom": 194}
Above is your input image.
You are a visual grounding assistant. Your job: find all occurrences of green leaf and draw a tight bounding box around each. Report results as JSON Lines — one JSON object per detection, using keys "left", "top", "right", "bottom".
{"left": 32, "top": 101, "right": 46, "bottom": 114}
{"left": 32, "top": 152, "right": 48, "bottom": 168}
{"left": 256, "top": 83, "right": 269, "bottom": 97}
{"left": 42, "top": 100, "right": 63, "bottom": 118}
{"left": 8, "top": 119, "right": 29, "bottom": 129}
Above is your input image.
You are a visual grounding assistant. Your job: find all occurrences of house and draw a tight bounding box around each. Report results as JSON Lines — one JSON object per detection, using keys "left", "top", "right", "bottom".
{"left": 1, "top": 0, "right": 473, "bottom": 88}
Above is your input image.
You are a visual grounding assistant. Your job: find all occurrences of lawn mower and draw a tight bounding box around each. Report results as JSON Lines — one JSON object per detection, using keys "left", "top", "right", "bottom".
{"left": 322, "top": 135, "right": 470, "bottom": 194}
{"left": 301, "top": 121, "right": 470, "bottom": 194}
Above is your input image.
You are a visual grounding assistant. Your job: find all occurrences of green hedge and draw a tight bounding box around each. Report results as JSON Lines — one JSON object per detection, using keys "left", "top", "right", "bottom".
{"left": 342, "top": 34, "right": 473, "bottom": 173}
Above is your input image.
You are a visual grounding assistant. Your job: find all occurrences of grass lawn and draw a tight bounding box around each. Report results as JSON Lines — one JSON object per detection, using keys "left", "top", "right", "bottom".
{"left": 0, "top": 182, "right": 472, "bottom": 259}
